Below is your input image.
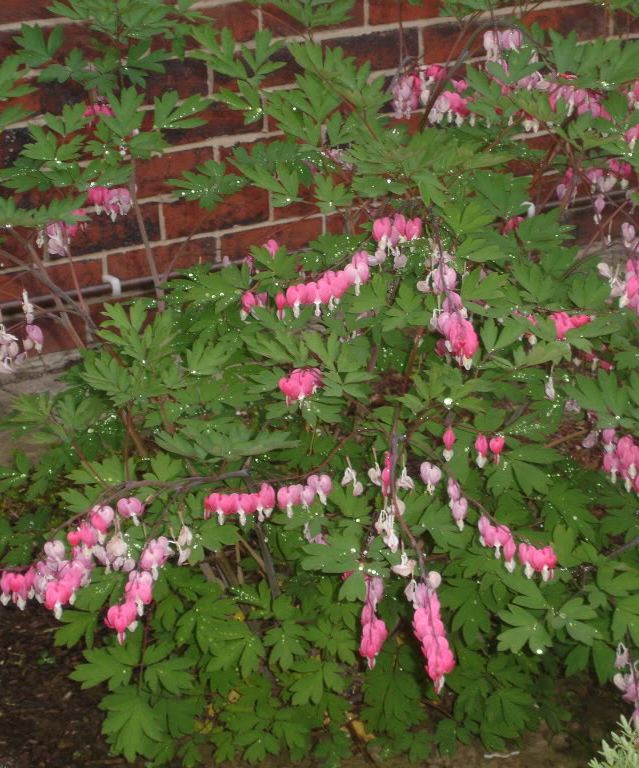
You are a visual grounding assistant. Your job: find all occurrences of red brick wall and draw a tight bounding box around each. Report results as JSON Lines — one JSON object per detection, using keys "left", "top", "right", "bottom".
{"left": 0, "top": 0, "right": 626, "bottom": 350}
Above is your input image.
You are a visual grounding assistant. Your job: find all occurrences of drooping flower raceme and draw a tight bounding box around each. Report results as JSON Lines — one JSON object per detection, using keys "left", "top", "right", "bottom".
{"left": 421, "top": 244, "right": 480, "bottom": 369}
{"left": 551, "top": 311, "right": 593, "bottom": 341}
{"left": 38, "top": 209, "right": 86, "bottom": 257}
{"left": 518, "top": 542, "right": 558, "bottom": 581}
{"left": 204, "top": 476, "right": 331, "bottom": 525}
{"left": 446, "top": 477, "right": 468, "bottom": 531}
{"left": 275, "top": 251, "right": 370, "bottom": 319}
{"left": 205, "top": 482, "right": 276, "bottom": 525}
{"left": 613, "top": 643, "right": 639, "bottom": 728}
{"left": 88, "top": 186, "right": 132, "bottom": 221}
{"left": 83, "top": 101, "right": 114, "bottom": 121}
{"left": 371, "top": 213, "right": 422, "bottom": 268}
{"left": 0, "top": 570, "right": 35, "bottom": 610}
{"left": 601, "top": 432, "right": 639, "bottom": 495}
{"left": 478, "top": 516, "right": 517, "bottom": 573}
{"left": 599, "top": 224, "right": 639, "bottom": 316}
{"left": 359, "top": 576, "right": 388, "bottom": 669}
{"left": 407, "top": 573, "right": 455, "bottom": 693}
{"left": 278, "top": 368, "right": 323, "bottom": 405}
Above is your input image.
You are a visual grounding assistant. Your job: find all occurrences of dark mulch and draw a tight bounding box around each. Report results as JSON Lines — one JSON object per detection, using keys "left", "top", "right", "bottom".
{"left": 0, "top": 604, "right": 125, "bottom": 768}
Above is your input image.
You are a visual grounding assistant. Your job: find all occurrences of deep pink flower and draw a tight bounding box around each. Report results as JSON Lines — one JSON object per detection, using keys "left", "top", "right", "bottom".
{"left": 442, "top": 427, "right": 456, "bottom": 461}
{"left": 489, "top": 435, "right": 505, "bottom": 463}
{"left": 90, "top": 505, "right": 115, "bottom": 535}
{"left": 517, "top": 542, "right": 557, "bottom": 581}
{"left": 278, "top": 368, "right": 322, "bottom": 405}
{"left": 409, "top": 578, "right": 455, "bottom": 692}
{"left": 124, "top": 570, "right": 154, "bottom": 616}
{"left": 359, "top": 577, "right": 387, "bottom": 669}
{"left": 475, "top": 434, "right": 489, "bottom": 467}
{"left": 83, "top": 102, "right": 114, "bottom": 121}
{"left": 104, "top": 600, "right": 139, "bottom": 644}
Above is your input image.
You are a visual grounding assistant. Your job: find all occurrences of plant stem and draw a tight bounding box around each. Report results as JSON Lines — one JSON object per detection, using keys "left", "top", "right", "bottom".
{"left": 254, "top": 522, "right": 281, "bottom": 598}
{"left": 129, "top": 159, "right": 164, "bottom": 308}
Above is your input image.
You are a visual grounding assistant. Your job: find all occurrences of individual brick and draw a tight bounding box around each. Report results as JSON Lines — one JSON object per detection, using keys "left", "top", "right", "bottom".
{"left": 136, "top": 146, "right": 214, "bottom": 199}
{"left": 218, "top": 216, "right": 323, "bottom": 260}
{"left": 71, "top": 204, "right": 161, "bottom": 256}
{"left": 369, "top": 0, "right": 441, "bottom": 26}
{"left": 162, "top": 186, "right": 269, "bottom": 239}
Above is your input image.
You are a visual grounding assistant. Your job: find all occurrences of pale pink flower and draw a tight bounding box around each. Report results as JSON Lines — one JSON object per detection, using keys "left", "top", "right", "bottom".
{"left": 124, "top": 570, "right": 154, "bottom": 616}
{"left": 117, "top": 497, "right": 145, "bottom": 525}
{"left": 139, "top": 537, "right": 172, "bottom": 579}
{"left": 420, "top": 462, "right": 442, "bottom": 494}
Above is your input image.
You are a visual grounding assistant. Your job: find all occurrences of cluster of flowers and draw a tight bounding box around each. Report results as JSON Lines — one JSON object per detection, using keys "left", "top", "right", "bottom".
{"left": 0, "top": 495, "right": 193, "bottom": 644}
{"left": 418, "top": 244, "right": 480, "bottom": 370}
{"left": 478, "top": 516, "right": 517, "bottom": 572}
{"left": 547, "top": 74, "right": 611, "bottom": 121}
{"left": 474, "top": 433, "right": 506, "bottom": 467}
{"left": 391, "top": 64, "right": 472, "bottom": 126}
{"left": 204, "top": 474, "right": 332, "bottom": 525}
{"left": 550, "top": 311, "right": 592, "bottom": 341}
{"left": 426, "top": 432, "right": 503, "bottom": 531}
{"left": 358, "top": 576, "right": 388, "bottom": 669}
{"left": 0, "top": 292, "right": 44, "bottom": 374}
{"left": 38, "top": 98, "right": 133, "bottom": 255}
{"left": 371, "top": 214, "right": 423, "bottom": 268}
{"left": 556, "top": 162, "right": 634, "bottom": 227}
{"left": 407, "top": 573, "right": 456, "bottom": 693}
{"left": 429, "top": 79, "right": 473, "bottom": 127}
{"left": 599, "top": 224, "right": 639, "bottom": 316}
{"left": 83, "top": 102, "right": 114, "bottom": 121}
{"left": 478, "top": 516, "right": 557, "bottom": 580}
{"left": 104, "top": 532, "right": 189, "bottom": 645}
{"left": 483, "top": 29, "right": 523, "bottom": 61}
{"left": 613, "top": 643, "right": 639, "bottom": 728}
{"left": 239, "top": 239, "right": 280, "bottom": 316}
{"left": 41, "top": 186, "right": 132, "bottom": 256}
{"left": 357, "top": 571, "right": 455, "bottom": 695}
{"left": 446, "top": 477, "right": 468, "bottom": 531}
{"left": 391, "top": 26, "right": 639, "bottom": 187}
{"left": 390, "top": 63, "right": 446, "bottom": 119}
{"left": 87, "top": 186, "right": 132, "bottom": 222}
{"left": 273, "top": 251, "right": 370, "bottom": 319}
{"left": 341, "top": 458, "right": 365, "bottom": 496}
{"left": 370, "top": 452, "right": 415, "bottom": 552}
{"left": 278, "top": 368, "right": 323, "bottom": 405}
{"left": 601, "top": 430, "right": 639, "bottom": 495}
{"left": 40, "top": 209, "right": 87, "bottom": 257}
{"left": 421, "top": 443, "right": 557, "bottom": 579}
{"left": 240, "top": 290, "right": 268, "bottom": 320}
